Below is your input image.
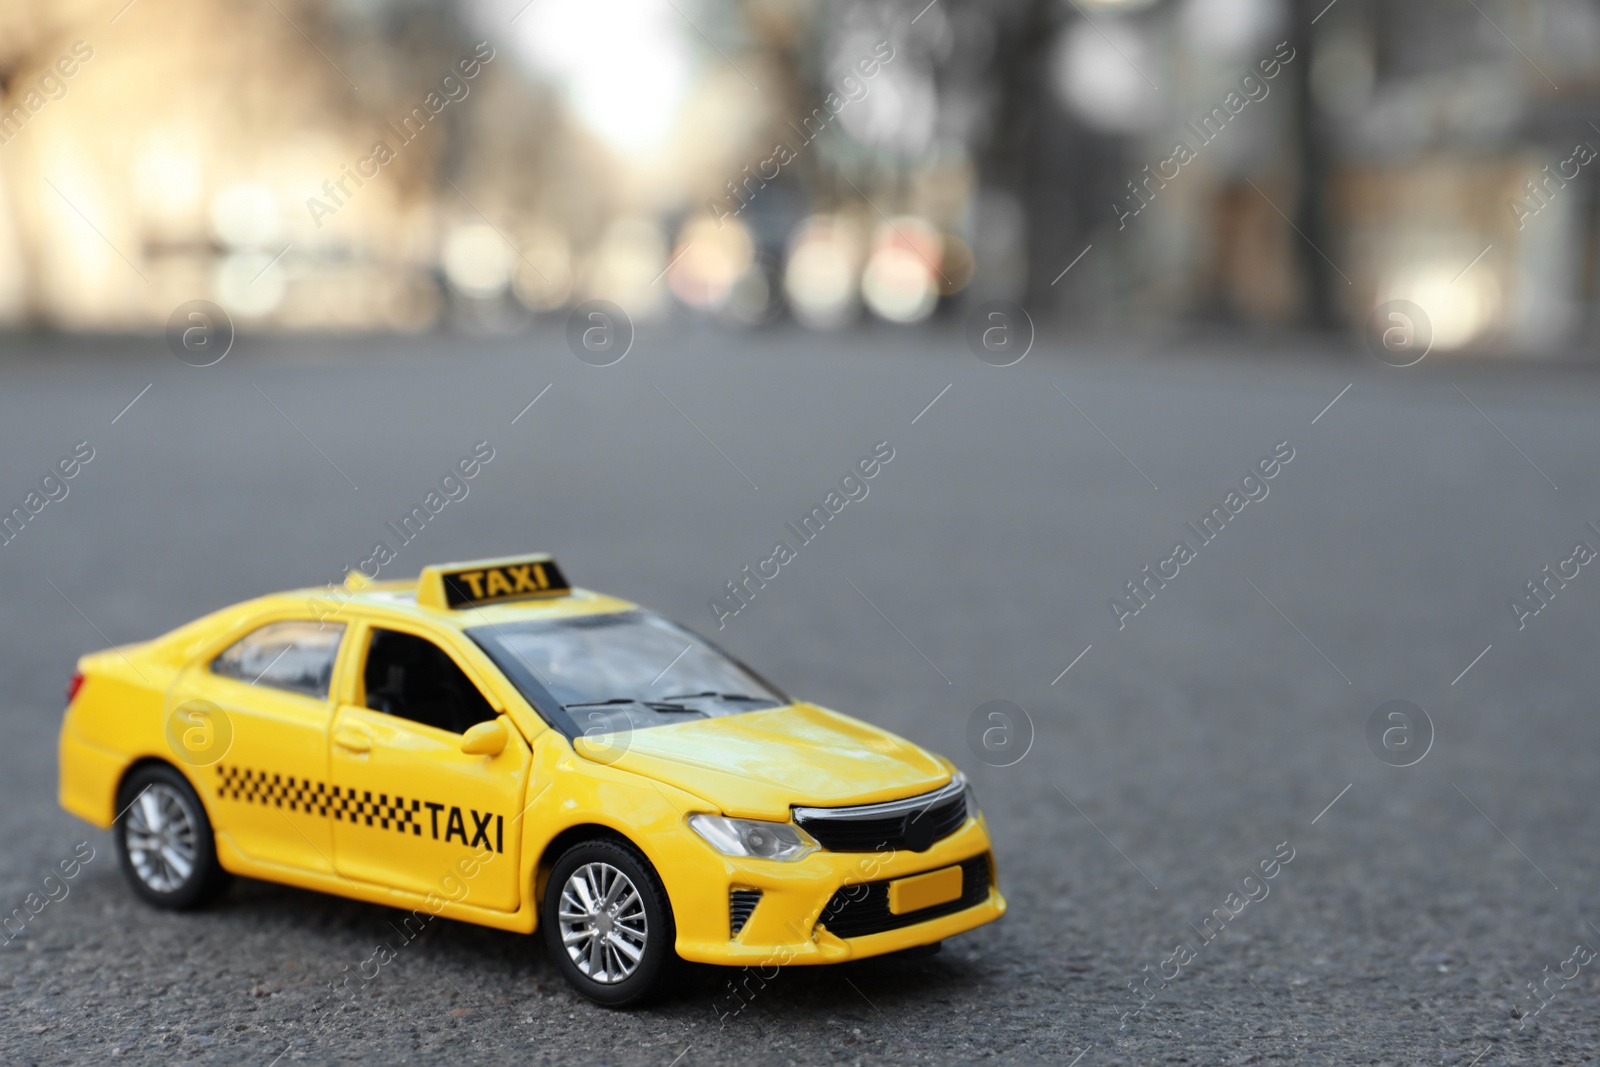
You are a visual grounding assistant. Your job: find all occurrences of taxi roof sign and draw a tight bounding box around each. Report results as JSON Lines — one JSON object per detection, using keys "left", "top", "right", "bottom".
{"left": 416, "top": 554, "right": 570, "bottom": 611}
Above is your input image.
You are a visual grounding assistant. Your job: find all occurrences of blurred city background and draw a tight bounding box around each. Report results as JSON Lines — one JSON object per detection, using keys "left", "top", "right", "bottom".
{"left": 0, "top": 0, "right": 1596, "bottom": 354}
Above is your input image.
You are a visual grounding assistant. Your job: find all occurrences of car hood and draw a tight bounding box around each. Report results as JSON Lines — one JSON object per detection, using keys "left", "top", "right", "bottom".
{"left": 577, "top": 703, "right": 952, "bottom": 820}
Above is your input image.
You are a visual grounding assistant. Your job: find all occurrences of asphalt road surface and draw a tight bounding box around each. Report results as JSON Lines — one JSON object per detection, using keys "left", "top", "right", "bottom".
{"left": 2, "top": 324, "right": 1598, "bottom": 1066}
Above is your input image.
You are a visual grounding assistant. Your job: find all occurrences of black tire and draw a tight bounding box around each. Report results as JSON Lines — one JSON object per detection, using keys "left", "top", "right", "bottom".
{"left": 113, "top": 763, "right": 231, "bottom": 910}
{"left": 541, "top": 838, "right": 676, "bottom": 1008}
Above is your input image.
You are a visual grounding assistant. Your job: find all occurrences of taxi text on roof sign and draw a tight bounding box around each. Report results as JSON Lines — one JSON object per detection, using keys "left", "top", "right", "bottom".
{"left": 415, "top": 554, "right": 570, "bottom": 610}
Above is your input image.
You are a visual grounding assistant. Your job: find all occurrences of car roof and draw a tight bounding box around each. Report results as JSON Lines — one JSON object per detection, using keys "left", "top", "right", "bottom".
{"left": 265, "top": 554, "right": 638, "bottom": 634}
{"left": 82, "top": 555, "right": 631, "bottom": 677}
{"left": 284, "top": 581, "right": 638, "bottom": 631}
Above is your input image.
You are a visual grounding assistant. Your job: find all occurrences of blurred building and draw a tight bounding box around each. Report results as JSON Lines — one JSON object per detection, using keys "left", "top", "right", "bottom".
{"left": 1314, "top": 0, "right": 1600, "bottom": 353}
{"left": 0, "top": 0, "right": 1595, "bottom": 355}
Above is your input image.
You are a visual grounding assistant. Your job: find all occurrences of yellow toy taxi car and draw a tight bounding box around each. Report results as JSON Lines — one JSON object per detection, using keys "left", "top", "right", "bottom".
{"left": 57, "top": 554, "right": 1003, "bottom": 1005}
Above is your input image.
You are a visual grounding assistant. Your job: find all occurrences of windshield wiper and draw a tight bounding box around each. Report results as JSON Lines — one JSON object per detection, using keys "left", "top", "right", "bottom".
{"left": 661, "top": 691, "right": 774, "bottom": 703}
{"left": 563, "top": 697, "right": 696, "bottom": 713}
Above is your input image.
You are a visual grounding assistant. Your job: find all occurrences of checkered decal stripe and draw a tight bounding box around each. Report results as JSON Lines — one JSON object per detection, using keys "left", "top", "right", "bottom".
{"left": 215, "top": 765, "right": 424, "bottom": 835}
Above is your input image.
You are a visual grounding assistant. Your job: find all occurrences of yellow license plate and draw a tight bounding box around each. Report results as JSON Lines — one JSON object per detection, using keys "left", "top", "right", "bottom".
{"left": 887, "top": 865, "right": 963, "bottom": 915}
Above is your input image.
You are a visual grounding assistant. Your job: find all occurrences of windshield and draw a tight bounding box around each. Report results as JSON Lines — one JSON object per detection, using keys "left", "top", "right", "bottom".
{"left": 467, "top": 610, "right": 786, "bottom": 738}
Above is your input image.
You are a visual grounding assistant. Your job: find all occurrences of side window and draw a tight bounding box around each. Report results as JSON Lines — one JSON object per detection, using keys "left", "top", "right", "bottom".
{"left": 363, "top": 628, "right": 496, "bottom": 735}
{"left": 212, "top": 621, "right": 345, "bottom": 699}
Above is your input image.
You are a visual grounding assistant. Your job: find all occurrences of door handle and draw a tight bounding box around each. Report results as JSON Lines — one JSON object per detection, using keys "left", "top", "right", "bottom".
{"left": 334, "top": 728, "right": 372, "bottom": 753}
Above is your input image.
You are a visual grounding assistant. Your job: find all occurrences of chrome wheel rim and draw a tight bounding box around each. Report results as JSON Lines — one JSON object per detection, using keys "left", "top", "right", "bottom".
{"left": 124, "top": 784, "right": 199, "bottom": 893}
{"left": 557, "top": 861, "right": 648, "bottom": 984}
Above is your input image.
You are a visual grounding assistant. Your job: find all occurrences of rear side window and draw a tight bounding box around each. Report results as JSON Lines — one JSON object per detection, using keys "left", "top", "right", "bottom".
{"left": 212, "top": 621, "right": 345, "bottom": 699}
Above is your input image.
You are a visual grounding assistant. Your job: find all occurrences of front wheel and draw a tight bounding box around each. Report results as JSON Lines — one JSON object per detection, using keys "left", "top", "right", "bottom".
{"left": 542, "top": 838, "right": 676, "bottom": 1007}
{"left": 114, "top": 763, "right": 231, "bottom": 909}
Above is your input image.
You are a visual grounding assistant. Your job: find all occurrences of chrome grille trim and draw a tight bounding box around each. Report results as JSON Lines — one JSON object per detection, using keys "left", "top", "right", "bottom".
{"left": 792, "top": 775, "right": 966, "bottom": 823}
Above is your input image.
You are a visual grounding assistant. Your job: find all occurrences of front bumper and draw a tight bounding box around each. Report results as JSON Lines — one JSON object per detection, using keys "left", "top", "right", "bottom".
{"left": 670, "top": 814, "right": 1005, "bottom": 966}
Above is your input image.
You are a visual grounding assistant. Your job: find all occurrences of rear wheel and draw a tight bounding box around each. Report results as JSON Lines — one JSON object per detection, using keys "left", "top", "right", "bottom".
{"left": 114, "top": 764, "right": 230, "bottom": 909}
{"left": 542, "top": 838, "right": 675, "bottom": 1007}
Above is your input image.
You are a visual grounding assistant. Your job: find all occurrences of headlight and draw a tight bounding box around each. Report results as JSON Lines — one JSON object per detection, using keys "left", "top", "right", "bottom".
{"left": 688, "top": 815, "right": 818, "bottom": 862}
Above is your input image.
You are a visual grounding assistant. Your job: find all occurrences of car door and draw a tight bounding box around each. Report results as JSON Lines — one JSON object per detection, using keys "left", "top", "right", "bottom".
{"left": 170, "top": 618, "right": 346, "bottom": 874}
{"left": 327, "top": 619, "right": 530, "bottom": 912}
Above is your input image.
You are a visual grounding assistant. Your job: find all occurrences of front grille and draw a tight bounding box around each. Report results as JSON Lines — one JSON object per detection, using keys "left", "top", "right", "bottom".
{"left": 816, "top": 854, "right": 992, "bottom": 940}
{"left": 729, "top": 889, "right": 762, "bottom": 936}
{"left": 793, "top": 778, "right": 969, "bottom": 853}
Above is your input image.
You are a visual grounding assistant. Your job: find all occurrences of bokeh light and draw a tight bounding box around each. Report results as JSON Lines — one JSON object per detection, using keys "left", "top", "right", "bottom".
{"left": 836, "top": 64, "right": 939, "bottom": 159}
{"left": 512, "top": 226, "right": 574, "bottom": 311}
{"left": 443, "top": 223, "right": 515, "bottom": 298}
{"left": 784, "top": 216, "right": 863, "bottom": 330}
{"left": 1382, "top": 262, "right": 1501, "bottom": 351}
{"left": 587, "top": 217, "right": 668, "bottom": 314}
{"left": 666, "top": 215, "right": 754, "bottom": 310}
{"left": 1052, "top": 17, "right": 1162, "bottom": 133}
{"left": 861, "top": 217, "right": 942, "bottom": 324}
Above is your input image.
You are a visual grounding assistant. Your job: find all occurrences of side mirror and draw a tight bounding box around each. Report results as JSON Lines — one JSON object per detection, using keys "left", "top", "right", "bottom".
{"left": 460, "top": 718, "right": 508, "bottom": 756}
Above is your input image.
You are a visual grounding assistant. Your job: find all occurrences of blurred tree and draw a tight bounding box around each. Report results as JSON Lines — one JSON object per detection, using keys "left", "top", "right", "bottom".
{"left": 0, "top": 0, "right": 105, "bottom": 327}
{"left": 1287, "top": 0, "right": 1340, "bottom": 331}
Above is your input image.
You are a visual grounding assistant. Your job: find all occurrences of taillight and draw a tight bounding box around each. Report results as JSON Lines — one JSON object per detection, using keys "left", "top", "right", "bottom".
{"left": 66, "top": 671, "right": 84, "bottom": 707}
